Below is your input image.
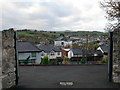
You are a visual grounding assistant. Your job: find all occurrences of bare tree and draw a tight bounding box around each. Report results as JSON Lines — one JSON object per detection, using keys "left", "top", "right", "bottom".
{"left": 100, "top": 0, "right": 120, "bottom": 31}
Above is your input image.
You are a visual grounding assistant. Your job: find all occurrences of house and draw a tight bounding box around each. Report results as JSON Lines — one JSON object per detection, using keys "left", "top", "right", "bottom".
{"left": 83, "top": 50, "right": 103, "bottom": 61}
{"left": 17, "top": 41, "right": 42, "bottom": 64}
{"left": 62, "top": 48, "right": 70, "bottom": 57}
{"left": 38, "top": 45, "right": 62, "bottom": 60}
{"left": 67, "top": 48, "right": 103, "bottom": 64}
{"left": 67, "top": 48, "right": 83, "bottom": 64}
{"left": 97, "top": 46, "right": 109, "bottom": 55}
{"left": 54, "top": 40, "right": 72, "bottom": 47}
{"left": 68, "top": 48, "right": 83, "bottom": 59}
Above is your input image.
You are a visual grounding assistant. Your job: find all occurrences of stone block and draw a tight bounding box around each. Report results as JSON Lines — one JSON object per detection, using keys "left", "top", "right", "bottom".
{"left": 2, "top": 62, "right": 15, "bottom": 74}
{"left": 0, "top": 78, "right": 2, "bottom": 90}
{"left": 2, "top": 74, "right": 16, "bottom": 89}
{"left": 2, "top": 75, "right": 11, "bottom": 88}
{"left": 2, "top": 39, "right": 14, "bottom": 48}
{"left": 0, "top": 67, "right": 2, "bottom": 76}
{"left": 2, "top": 30, "right": 14, "bottom": 39}
{"left": 113, "top": 77, "right": 120, "bottom": 83}
{"left": 8, "top": 72, "right": 16, "bottom": 81}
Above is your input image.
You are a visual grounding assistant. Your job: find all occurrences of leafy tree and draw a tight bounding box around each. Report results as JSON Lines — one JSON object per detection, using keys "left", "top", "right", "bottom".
{"left": 41, "top": 56, "right": 50, "bottom": 64}
{"left": 100, "top": 0, "right": 120, "bottom": 32}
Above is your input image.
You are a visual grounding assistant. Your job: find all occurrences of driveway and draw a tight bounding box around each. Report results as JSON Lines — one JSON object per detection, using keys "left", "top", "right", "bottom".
{"left": 15, "top": 64, "right": 119, "bottom": 88}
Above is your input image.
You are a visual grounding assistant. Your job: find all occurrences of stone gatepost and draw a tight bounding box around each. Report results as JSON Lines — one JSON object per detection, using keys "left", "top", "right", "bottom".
{"left": 0, "top": 31, "right": 2, "bottom": 90}
{"left": 0, "top": 29, "right": 17, "bottom": 89}
{"left": 112, "top": 28, "right": 120, "bottom": 83}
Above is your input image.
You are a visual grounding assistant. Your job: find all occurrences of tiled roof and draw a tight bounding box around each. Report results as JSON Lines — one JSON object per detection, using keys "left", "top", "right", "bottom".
{"left": 38, "top": 45, "right": 61, "bottom": 52}
{"left": 17, "top": 41, "right": 41, "bottom": 52}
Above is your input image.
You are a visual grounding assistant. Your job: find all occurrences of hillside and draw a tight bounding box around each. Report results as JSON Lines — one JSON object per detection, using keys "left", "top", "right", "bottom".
{"left": 17, "top": 29, "right": 108, "bottom": 45}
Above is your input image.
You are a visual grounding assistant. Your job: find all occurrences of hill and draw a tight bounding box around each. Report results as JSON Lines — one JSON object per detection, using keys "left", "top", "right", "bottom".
{"left": 17, "top": 29, "right": 108, "bottom": 45}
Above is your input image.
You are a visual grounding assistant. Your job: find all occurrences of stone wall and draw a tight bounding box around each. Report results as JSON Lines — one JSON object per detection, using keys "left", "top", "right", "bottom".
{"left": 0, "top": 31, "right": 2, "bottom": 90}
{"left": 112, "top": 28, "right": 120, "bottom": 83}
{"left": 0, "top": 30, "right": 16, "bottom": 89}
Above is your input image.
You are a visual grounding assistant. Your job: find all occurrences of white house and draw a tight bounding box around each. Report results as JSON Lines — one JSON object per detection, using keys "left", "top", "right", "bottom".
{"left": 54, "top": 40, "right": 72, "bottom": 47}
{"left": 68, "top": 48, "right": 83, "bottom": 59}
{"left": 38, "top": 45, "right": 62, "bottom": 60}
{"left": 17, "top": 41, "right": 42, "bottom": 64}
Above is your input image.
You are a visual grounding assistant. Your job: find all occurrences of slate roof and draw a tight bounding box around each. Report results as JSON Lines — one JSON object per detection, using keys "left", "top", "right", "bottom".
{"left": 95, "top": 50, "right": 103, "bottom": 56}
{"left": 17, "top": 41, "right": 41, "bottom": 52}
{"left": 83, "top": 50, "right": 103, "bottom": 57}
{"left": 83, "top": 50, "right": 93, "bottom": 56}
{"left": 38, "top": 45, "right": 61, "bottom": 52}
{"left": 72, "top": 48, "right": 83, "bottom": 55}
{"left": 100, "top": 46, "right": 109, "bottom": 53}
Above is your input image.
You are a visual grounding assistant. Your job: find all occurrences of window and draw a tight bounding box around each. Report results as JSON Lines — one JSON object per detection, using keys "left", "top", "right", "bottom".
{"left": 31, "top": 52, "right": 36, "bottom": 57}
{"left": 41, "top": 53, "right": 44, "bottom": 56}
{"left": 51, "top": 52, "right": 55, "bottom": 56}
{"left": 61, "top": 42, "right": 64, "bottom": 46}
{"left": 58, "top": 52, "right": 60, "bottom": 55}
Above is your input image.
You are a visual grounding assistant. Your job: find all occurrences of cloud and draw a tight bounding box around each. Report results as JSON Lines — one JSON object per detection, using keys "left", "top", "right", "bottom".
{"left": 0, "top": 0, "right": 107, "bottom": 31}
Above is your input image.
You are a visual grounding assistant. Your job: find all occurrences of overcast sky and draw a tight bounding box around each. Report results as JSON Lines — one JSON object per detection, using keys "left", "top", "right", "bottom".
{"left": 0, "top": 0, "right": 107, "bottom": 32}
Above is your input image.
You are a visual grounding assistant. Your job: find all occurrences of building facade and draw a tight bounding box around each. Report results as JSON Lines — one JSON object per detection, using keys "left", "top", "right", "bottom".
{"left": 17, "top": 41, "right": 42, "bottom": 64}
{"left": 38, "top": 45, "right": 62, "bottom": 60}
{"left": 54, "top": 40, "right": 72, "bottom": 47}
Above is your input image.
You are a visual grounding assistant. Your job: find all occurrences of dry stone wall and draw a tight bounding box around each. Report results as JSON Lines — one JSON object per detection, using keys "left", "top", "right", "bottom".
{"left": 112, "top": 28, "right": 120, "bottom": 83}
{"left": 0, "top": 30, "right": 16, "bottom": 89}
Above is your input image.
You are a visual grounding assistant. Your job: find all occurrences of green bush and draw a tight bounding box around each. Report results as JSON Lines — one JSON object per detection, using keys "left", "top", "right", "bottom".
{"left": 80, "top": 58, "right": 86, "bottom": 64}
{"left": 63, "top": 57, "right": 70, "bottom": 64}
{"left": 23, "top": 60, "right": 28, "bottom": 64}
{"left": 50, "top": 59, "right": 58, "bottom": 64}
{"left": 102, "top": 56, "right": 108, "bottom": 63}
{"left": 41, "top": 56, "right": 50, "bottom": 64}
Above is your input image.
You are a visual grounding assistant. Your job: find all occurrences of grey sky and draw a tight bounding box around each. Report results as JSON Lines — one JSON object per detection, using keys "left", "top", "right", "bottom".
{"left": 0, "top": 0, "right": 107, "bottom": 31}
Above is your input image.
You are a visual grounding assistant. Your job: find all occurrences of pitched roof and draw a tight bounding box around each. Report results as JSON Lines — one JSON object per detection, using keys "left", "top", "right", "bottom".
{"left": 17, "top": 41, "right": 41, "bottom": 52}
{"left": 72, "top": 48, "right": 103, "bottom": 56}
{"left": 100, "top": 46, "right": 109, "bottom": 53}
{"left": 83, "top": 50, "right": 93, "bottom": 56}
{"left": 38, "top": 45, "right": 61, "bottom": 52}
{"left": 72, "top": 48, "right": 83, "bottom": 55}
{"left": 63, "top": 49, "right": 70, "bottom": 51}
{"left": 83, "top": 50, "right": 103, "bottom": 56}
{"left": 95, "top": 50, "right": 103, "bottom": 56}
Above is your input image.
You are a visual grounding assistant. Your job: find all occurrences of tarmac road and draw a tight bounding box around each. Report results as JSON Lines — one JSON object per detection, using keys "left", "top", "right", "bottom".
{"left": 14, "top": 64, "right": 119, "bottom": 88}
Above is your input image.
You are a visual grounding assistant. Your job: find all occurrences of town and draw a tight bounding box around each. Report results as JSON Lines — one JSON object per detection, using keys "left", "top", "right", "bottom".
{"left": 0, "top": 0, "right": 120, "bottom": 89}
{"left": 17, "top": 29, "right": 109, "bottom": 65}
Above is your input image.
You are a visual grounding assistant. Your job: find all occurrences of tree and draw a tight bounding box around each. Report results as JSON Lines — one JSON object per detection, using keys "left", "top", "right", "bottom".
{"left": 41, "top": 56, "right": 50, "bottom": 64}
{"left": 100, "top": 0, "right": 120, "bottom": 31}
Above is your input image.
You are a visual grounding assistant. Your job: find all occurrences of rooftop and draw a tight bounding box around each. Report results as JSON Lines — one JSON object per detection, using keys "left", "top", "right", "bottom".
{"left": 17, "top": 41, "right": 41, "bottom": 53}
{"left": 38, "top": 45, "right": 61, "bottom": 52}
